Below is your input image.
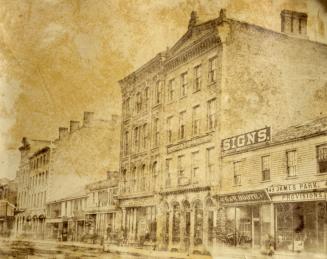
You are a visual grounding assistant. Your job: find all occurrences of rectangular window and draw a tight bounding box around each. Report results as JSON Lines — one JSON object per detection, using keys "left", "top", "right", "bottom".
{"left": 144, "top": 87, "right": 149, "bottom": 111}
{"left": 208, "top": 57, "right": 217, "bottom": 83}
{"left": 179, "top": 111, "right": 186, "bottom": 139}
{"left": 191, "top": 151, "right": 199, "bottom": 183}
{"left": 154, "top": 81, "right": 161, "bottom": 105}
{"left": 207, "top": 98, "right": 217, "bottom": 130}
{"left": 194, "top": 65, "right": 202, "bottom": 92}
{"left": 180, "top": 72, "right": 188, "bottom": 97}
{"left": 136, "top": 93, "right": 142, "bottom": 112}
{"left": 192, "top": 105, "right": 200, "bottom": 136}
{"left": 233, "top": 161, "right": 242, "bottom": 185}
{"left": 168, "top": 79, "right": 175, "bottom": 102}
{"left": 207, "top": 148, "right": 215, "bottom": 182}
{"left": 286, "top": 150, "right": 297, "bottom": 177}
{"left": 317, "top": 144, "right": 327, "bottom": 174}
{"left": 261, "top": 155, "right": 270, "bottom": 181}
{"left": 177, "top": 155, "right": 185, "bottom": 177}
{"left": 165, "top": 159, "right": 172, "bottom": 187}
{"left": 167, "top": 116, "right": 173, "bottom": 144}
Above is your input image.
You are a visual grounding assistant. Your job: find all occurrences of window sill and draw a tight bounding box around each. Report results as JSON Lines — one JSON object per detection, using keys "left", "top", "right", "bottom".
{"left": 233, "top": 184, "right": 242, "bottom": 187}
{"left": 261, "top": 179, "right": 271, "bottom": 183}
{"left": 180, "top": 95, "right": 187, "bottom": 100}
{"left": 208, "top": 81, "right": 216, "bottom": 87}
{"left": 286, "top": 176, "right": 297, "bottom": 180}
{"left": 193, "top": 89, "right": 201, "bottom": 94}
{"left": 316, "top": 172, "right": 327, "bottom": 176}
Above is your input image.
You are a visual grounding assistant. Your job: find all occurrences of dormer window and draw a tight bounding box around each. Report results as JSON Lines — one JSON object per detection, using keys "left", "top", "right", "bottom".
{"left": 281, "top": 10, "right": 307, "bottom": 36}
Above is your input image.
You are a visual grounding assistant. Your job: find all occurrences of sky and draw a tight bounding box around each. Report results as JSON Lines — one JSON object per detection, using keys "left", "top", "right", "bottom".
{"left": 0, "top": 0, "right": 327, "bottom": 180}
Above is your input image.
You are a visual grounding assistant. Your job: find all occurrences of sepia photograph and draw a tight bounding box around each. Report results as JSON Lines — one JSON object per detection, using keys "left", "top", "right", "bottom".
{"left": 0, "top": 0, "right": 327, "bottom": 258}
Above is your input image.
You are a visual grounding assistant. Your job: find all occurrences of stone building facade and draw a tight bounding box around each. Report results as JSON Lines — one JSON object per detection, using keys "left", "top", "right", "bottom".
{"left": 217, "top": 117, "right": 327, "bottom": 254}
{"left": 118, "top": 8, "right": 327, "bottom": 254}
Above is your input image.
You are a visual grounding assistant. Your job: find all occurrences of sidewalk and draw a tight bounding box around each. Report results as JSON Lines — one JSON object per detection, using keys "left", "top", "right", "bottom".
{"left": 1, "top": 238, "right": 326, "bottom": 259}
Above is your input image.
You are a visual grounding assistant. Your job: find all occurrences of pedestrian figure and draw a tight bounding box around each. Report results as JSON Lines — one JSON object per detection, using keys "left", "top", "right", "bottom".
{"left": 261, "top": 234, "right": 275, "bottom": 256}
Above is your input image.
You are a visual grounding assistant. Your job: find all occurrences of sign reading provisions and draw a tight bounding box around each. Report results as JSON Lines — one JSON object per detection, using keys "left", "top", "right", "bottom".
{"left": 272, "top": 191, "right": 326, "bottom": 202}
{"left": 219, "top": 190, "right": 270, "bottom": 204}
{"left": 222, "top": 127, "right": 271, "bottom": 152}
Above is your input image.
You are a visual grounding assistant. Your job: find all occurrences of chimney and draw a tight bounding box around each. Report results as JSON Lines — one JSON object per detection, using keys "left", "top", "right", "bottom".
{"left": 281, "top": 10, "right": 307, "bottom": 36}
{"left": 58, "top": 127, "right": 68, "bottom": 140}
{"left": 83, "top": 111, "right": 94, "bottom": 127}
{"left": 188, "top": 11, "right": 198, "bottom": 29}
{"left": 69, "top": 120, "right": 80, "bottom": 133}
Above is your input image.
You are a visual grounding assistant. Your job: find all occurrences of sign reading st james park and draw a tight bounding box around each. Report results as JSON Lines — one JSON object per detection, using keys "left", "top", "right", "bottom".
{"left": 222, "top": 127, "right": 271, "bottom": 153}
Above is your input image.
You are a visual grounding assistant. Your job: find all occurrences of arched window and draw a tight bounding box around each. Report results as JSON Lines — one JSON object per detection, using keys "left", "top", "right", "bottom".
{"left": 206, "top": 198, "right": 215, "bottom": 245}
{"left": 152, "top": 161, "right": 158, "bottom": 191}
{"left": 193, "top": 200, "right": 203, "bottom": 246}
{"left": 182, "top": 200, "right": 191, "bottom": 244}
{"left": 132, "top": 166, "right": 137, "bottom": 192}
{"left": 141, "top": 164, "right": 146, "bottom": 191}
{"left": 172, "top": 202, "right": 181, "bottom": 243}
{"left": 122, "top": 169, "right": 127, "bottom": 193}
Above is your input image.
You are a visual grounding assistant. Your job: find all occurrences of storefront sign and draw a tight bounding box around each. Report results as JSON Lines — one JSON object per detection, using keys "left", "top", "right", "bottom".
{"left": 222, "top": 127, "right": 271, "bottom": 152}
{"left": 219, "top": 190, "right": 270, "bottom": 204}
{"left": 272, "top": 191, "right": 326, "bottom": 202}
{"left": 267, "top": 180, "right": 327, "bottom": 194}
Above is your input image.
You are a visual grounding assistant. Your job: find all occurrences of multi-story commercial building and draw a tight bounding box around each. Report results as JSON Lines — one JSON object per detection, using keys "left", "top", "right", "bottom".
{"left": 85, "top": 171, "right": 119, "bottom": 241}
{"left": 118, "top": 8, "right": 327, "bottom": 254}
{"left": 15, "top": 138, "right": 52, "bottom": 239}
{"left": 0, "top": 178, "right": 17, "bottom": 237}
{"left": 217, "top": 117, "right": 327, "bottom": 254}
{"left": 46, "top": 190, "right": 87, "bottom": 242}
{"left": 15, "top": 111, "right": 120, "bottom": 239}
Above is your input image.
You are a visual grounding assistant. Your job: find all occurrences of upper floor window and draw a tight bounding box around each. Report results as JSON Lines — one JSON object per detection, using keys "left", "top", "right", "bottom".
{"left": 207, "top": 148, "right": 215, "bottom": 182}
{"left": 286, "top": 150, "right": 297, "bottom": 177}
{"left": 261, "top": 155, "right": 270, "bottom": 181}
{"left": 192, "top": 105, "right": 200, "bottom": 136}
{"left": 144, "top": 87, "right": 149, "bottom": 111}
{"left": 165, "top": 158, "right": 172, "bottom": 187}
{"left": 180, "top": 72, "right": 188, "bottom": 97}
{"left": 208, "top": 57, "right": 217, "bottom": 83}
{"left": 136, "top": 92, "right": 142, "bottom": 112}
{"left": 153, "top": 118, "right": 159, "bottom": 147}
{"left": 207, "top": 98, "right": 217, "bottom": 130}
{"left": 191, "top": 151, "right": 200, "bottom": 183}
{"left": 167, "top": 116, "right": 173, "bottom": 144}
{"left": 124, "top": 131, "right": 129, "bottom": 156}
{"left": 317, "top": 144, "right": 327, "bottom": 174}
{"left": 193, "top": 65, "right": 202, "bottom": 92}
{"left": 177, "top": 155, "right": 185, "bottom": 177}
{"left": 179, "top": 111, "right": 186, "bottom": 140}
{"left": 142, "top": 124, "right": 148, "bottom": 149}
{"left": 134, "top": 127, "right": 140, "bottom": 152}
{"left": 168, "top": 78, "right": 175, "bottom": 102}
{"left": 233, "top": 161, "right": 242, "bottom": 186}
{"left": 281, "top": 10, "right": 307, "bottom": 36}
{"left": 154, "top": 81, "right": 162, "bottom": 105}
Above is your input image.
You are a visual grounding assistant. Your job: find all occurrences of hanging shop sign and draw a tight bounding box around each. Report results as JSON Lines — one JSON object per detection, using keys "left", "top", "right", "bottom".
{"left": 271, "top": 191, "right": 326, "bottom": 202}
{"left": 219, "top": 190, "right": 270, "bottom": 204}
{"left": 221, "top": 127, "right": 271, "bottom": 153}
{"left": 267, "top": 180, "right": 327, "bottom": 194}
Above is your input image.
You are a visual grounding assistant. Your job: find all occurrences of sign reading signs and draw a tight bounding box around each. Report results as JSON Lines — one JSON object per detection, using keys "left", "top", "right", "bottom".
{"left": 267, "top": 180, "right": 327, "bottom": 194}
{"left": 222, "top": 127, "right": 271, "bottom": 152}
{"left": 219, "top": 190, "right": 270, "bottom": 204}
